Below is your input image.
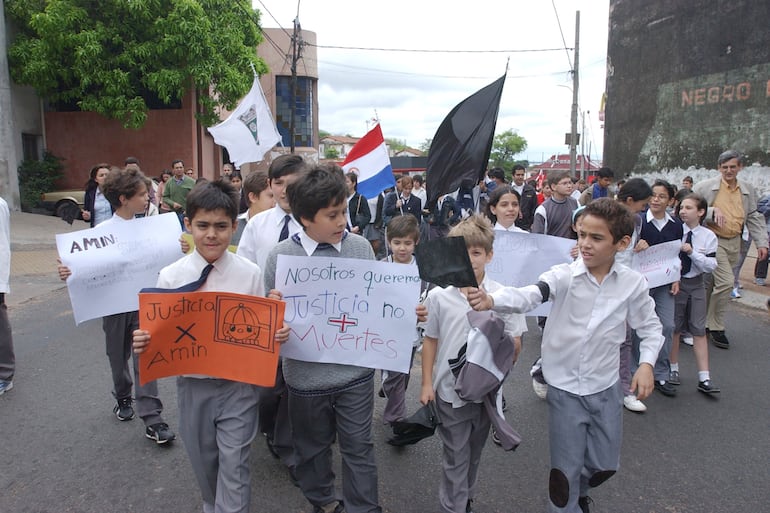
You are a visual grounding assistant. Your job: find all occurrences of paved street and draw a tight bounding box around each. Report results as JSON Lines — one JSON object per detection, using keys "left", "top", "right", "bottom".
{"left": 1, "top": 212, "right": 769, "bottom": 512}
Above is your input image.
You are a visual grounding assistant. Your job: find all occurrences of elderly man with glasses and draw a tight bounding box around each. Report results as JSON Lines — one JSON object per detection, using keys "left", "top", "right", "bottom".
{"left": 693, "top": 150, "right": 768, "bottom": 349}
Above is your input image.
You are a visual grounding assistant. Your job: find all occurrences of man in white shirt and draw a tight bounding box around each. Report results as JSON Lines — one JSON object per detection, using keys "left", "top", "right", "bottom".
{"left": 0, "top": 197, "right": 14, "bottom": 395}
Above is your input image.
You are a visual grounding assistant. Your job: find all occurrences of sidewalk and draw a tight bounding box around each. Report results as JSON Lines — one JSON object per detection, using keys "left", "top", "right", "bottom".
{"left": 6, "top": 211, "right": 770, "bottom": 310}
{"left": 8, "top": 211, "right": 84, "bottom": 308}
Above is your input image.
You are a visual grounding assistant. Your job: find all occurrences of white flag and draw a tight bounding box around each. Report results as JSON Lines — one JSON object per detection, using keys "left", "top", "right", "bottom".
{"left": 207, "top": 76, "right": 282, "bottom": 166}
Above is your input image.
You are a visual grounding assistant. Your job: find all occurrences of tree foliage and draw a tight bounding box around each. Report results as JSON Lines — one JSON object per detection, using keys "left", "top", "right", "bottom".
{"left": 418, "top": 138, "right": 433, "bottom": 155}
{"left": 384, "top": 137, "right": 407, "bottom": 153}
{"left": 489, "top": 129, "right": 528, "bottom": 170}
{"left": 5, "top": 0, "right": 268, "bottom": 128}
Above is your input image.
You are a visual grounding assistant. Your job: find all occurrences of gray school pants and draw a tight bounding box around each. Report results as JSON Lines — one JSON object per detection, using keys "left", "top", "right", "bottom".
{"left": 102, "top": 311, "right": 163, "bottom": 426}
{"left": 435, "top": 397, "right": 491, "bottom": 513}
{"left": 547, "top": 382, "right": 622, "bottom": 513}
{"left": 288, "top": 375, "right": 381, "bottom": 513}
{"left": 177, "top": 377, "right": 260, "bottom": 513}
{"left": 258, "top": 361, "right": 295, "bottom": 468}
{"left": 0, "top": 298, "right": 14, "bottom": 382}
{"left": 633, "top": 284, "right": 674, "bottom": 382}
{"left": 381, "top": 347, "right": 416, "bottom": 424}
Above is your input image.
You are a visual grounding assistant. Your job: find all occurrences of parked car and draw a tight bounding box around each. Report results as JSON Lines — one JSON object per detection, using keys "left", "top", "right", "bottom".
{"left": 40, "top": 189, "right": 85, "bottom": 218}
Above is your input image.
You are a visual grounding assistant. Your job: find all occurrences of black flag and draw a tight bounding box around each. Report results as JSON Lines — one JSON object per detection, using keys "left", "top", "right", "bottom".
{"left": 425, "top": 75, "right": 506, "bottom": 210}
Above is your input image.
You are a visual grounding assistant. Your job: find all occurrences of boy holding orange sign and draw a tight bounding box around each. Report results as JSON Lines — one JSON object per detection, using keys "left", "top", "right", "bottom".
{"left": 133, "top": 180, "right": 290, "bottom": 513}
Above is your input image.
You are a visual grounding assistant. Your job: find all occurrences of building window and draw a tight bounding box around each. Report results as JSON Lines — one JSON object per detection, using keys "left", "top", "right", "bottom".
{"left": 275, "top": 76, "right": 314, "bottom": 148}
{"left": 21, "top": 133, "right": 42, "bottom": 161}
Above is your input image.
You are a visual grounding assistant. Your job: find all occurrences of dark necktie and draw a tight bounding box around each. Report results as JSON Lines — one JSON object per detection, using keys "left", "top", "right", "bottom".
{"left": 680, "top": 231, "right": 693, "bottom": 275}
{"left": 141, "top": 264, "right": 213, "bottom": 293}
{"left": 279, "top": 214, "right": 291, "bottom": 242}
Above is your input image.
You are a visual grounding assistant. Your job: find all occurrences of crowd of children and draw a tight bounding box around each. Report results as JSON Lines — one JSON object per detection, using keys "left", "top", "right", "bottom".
{"left": 37, "top": 151, "right": 768, "bottom": 513}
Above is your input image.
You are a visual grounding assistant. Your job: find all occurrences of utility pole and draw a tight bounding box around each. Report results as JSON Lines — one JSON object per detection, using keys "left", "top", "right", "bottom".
{"left": 289, "top": 17, "right": 303, "bottom": 154}
{"left": 569, "top": 11, "right": 580, "bottom": 179}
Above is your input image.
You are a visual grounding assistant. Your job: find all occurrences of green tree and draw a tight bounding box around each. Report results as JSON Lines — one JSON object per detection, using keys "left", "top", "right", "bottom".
{"left": 418, "top": 138, "right": 433, "bottom": 155}
{"left": 5, "top": 0, "right": 268, "bottom": 129}
{"left": 319, "top": 129, "right": 331, "bottom": 139}
{"left": 384, "top": 137, "right": 407, "bottom": 153}
{"left": 324, "top": 146, "right": 340, "bottom": 160}
{"left": 489, "top": 129, "right": 528, "bottom": 170}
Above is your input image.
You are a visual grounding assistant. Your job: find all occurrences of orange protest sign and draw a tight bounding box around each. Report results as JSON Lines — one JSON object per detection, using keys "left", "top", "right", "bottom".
{"left": 138, "top": 291, "right": 285, "bottom": 387}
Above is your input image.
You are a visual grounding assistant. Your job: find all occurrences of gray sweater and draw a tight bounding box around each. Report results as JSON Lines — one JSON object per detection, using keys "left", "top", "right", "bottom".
{"left": 264, "top": 232, "right": 376, "bottom": 395}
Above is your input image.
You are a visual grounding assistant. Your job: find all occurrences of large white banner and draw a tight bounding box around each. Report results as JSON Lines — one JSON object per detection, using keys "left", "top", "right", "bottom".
{"left": 486, "top": 231, "right": 576, "bottom": 316}
{"left": 275, "top": 255, "right": 420, "bottom": 373}
{"left": 56, "top": 214, "right": 183, "bottom": 324}
{"left": 631, "top": 239, "right": 682, "bottom": 289}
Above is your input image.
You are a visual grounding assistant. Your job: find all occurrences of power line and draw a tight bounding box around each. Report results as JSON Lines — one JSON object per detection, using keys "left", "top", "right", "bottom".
{"left": 306, "top": 58, "right": 570, "bottom": 81}
{"left": 254, "top": 0, "right": 292, "bottom": 38}
{"left": 305, "top": 42, "right": 570, "bottom": 54}
{"left": 551, "top": 0, "right": 574, "bottom": 71}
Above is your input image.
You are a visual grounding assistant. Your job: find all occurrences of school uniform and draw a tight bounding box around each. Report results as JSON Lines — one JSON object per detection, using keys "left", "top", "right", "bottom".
{"left": 156, "top": 249, "right": 264, "bottom": 513}
{"left": 236, "top": 205, "right": 303, "bottom": 269}
{"left": 675, "top": 225, "right": 718, "bottom": 336}
{"left": 489, "top": 260, "right": 664, "bottom": 513}
{"left": 379, "top": 255, "right": 421, "bottom": 425}
{"left": 236, "top": 204, "right": 302, "bottom": 472}
{"left": 98, "top": 214, "right": 164, "bottom": 427}
{"left": 637, "top": 210, "right": 683, "bottom": 383}
{"left": 263, "top": 231, "right": 380, "bottom": 513}
{"left": 421, "top": 276, "right": 519, "bottom": 513}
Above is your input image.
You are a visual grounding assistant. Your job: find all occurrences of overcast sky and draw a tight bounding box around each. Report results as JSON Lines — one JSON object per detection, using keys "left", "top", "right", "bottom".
{"left": 254, "top": 0, "right": 610, "bottom": 164}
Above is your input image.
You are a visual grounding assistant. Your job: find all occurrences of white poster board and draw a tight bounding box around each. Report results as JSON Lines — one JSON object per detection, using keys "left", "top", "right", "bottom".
{"left": 56, "top": 213, "right": 183, "bottom": 324}
{"left": 486, "top": 231, "right": 576, "bottom": 316}
{"left": 631, "top": 239, "right": 682, "bottom": 289}
{"left": 275, "top": 255, "right": 420, "bottom": 373}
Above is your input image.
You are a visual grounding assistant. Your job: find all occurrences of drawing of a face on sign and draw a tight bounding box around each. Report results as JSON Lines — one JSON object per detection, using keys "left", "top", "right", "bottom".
{"left": 216, "top": 298, "right": 273, "bottom": 351}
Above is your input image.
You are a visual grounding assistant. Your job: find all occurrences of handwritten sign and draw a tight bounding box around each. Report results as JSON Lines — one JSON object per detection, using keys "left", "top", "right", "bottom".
{"left": 138, "top": 292, "right": 285, "bottom": 386}
{"left": 631, "top": 240, "right": 682, "bottom": 288}
{"left": 486, "top": 231, "right": 575, "bottom": 316}
{"left": 275, "top": 255, "right": 420, "bottom": 373}
{"left": 55, "top": 213, "right": 183, "bottom": 324}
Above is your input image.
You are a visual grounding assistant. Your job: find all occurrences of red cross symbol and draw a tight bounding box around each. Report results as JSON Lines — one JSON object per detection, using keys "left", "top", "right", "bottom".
{"left": 328, "top": 313, "right": 358, "bottom": 333}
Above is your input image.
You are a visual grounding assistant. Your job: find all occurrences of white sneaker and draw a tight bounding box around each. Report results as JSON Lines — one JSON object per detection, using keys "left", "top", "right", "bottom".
{"left": 623, "top": 394, "right": 647, "bottom": 412}
{"left": 681, "top": 336, "right": 694, "bottom": 346}
{"left": 532, "top": 379, "right": 548, "bottom": 400}
{"left": 730, "top": 287, "right": 742, "bottom": 298}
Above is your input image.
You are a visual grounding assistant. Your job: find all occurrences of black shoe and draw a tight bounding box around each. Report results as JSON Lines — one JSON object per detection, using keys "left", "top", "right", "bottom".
{"left": 710, "top": 330, "right": 730, "bottom": 349}
{"left": 466, "top": 498, "right": 474, "bottom": 513}
{"left": 698, "top": 379, "right": 721, "bottom": 394}
{"left": 578, "top": 496, "right": 593, "bottom": 513}
{"left": 113, "top": 397, "right": 135, "bottom": 421}
{"left": 378, "top": 387, "right": 386, "bottom": 398}
{"left": 145, "top": 422, "right": 175, "bottom": 444}
{"left": 654, "top": 380, "right": 677, "bottom": 397}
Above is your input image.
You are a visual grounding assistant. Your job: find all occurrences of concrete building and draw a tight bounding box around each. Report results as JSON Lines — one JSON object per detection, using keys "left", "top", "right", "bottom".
{"left": 1, "top": 18, "right": 318, "bottom": 202}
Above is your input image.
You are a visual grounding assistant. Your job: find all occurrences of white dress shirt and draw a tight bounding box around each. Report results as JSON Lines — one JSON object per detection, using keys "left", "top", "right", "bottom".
{"left": 490, "top": 259, "right": 664, "bottom": 396}
{"left": 157, "top": 248, "right": 264, "bottom": 296}
{"left": 0, "top": 198, "right": 10, "bottom": 294}
{"left": 681, "top": 224, "right": 718, "bottom": 278}
{"left": 236, "top": 205, "right": 303, "bottom": 269}
{"left": 421, "top": 275, "right": 521, "bottom": 407}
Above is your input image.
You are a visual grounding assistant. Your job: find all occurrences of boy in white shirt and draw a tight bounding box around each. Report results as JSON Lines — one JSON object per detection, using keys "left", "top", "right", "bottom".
{"left": 133, "top": 180, "right": 290, "bottom": 513}
{"left": 467, "top": 198, "right": 664, "bottom": 513}
{"left": 420, "top": 215, "right": 521, "bottom": 513}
